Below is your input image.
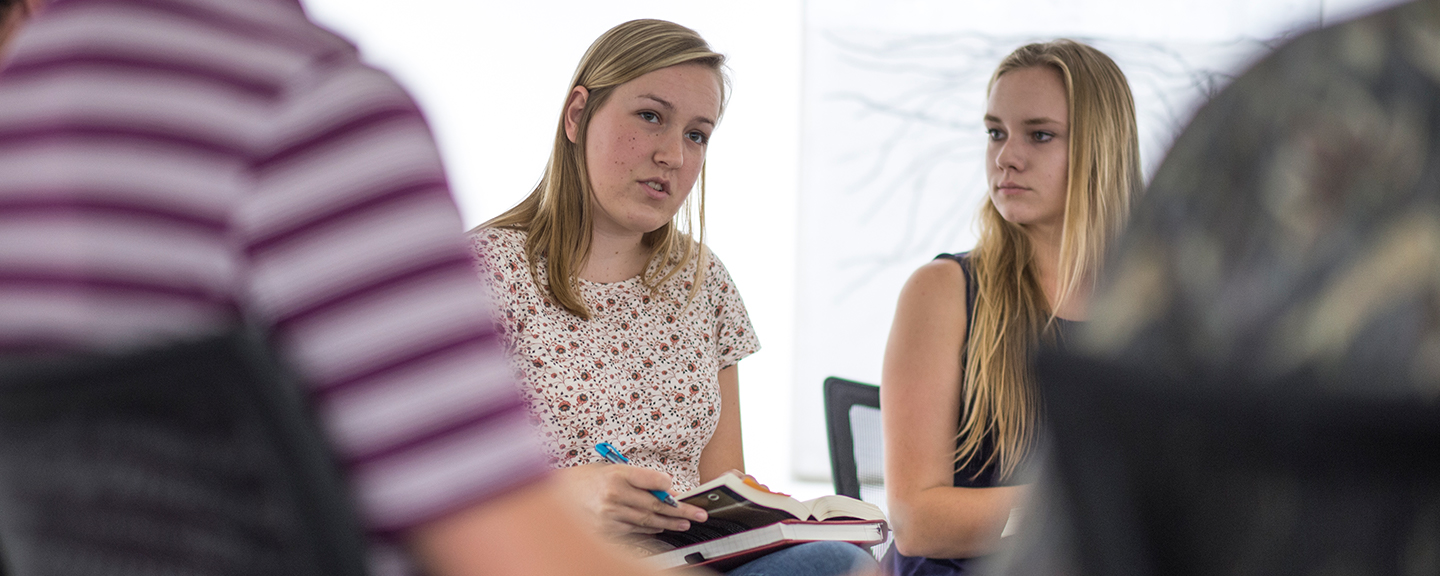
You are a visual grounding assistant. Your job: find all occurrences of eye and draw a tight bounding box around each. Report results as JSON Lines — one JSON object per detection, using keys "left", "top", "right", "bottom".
{"left": 1032, "top": 131, "right": 1054, "bottom": 143}
{"left": 986, "top": 128, "right": 1004, "bottom": 141}
{"left": 639, "top": 111, "right": 660, "bottom": 123}
{"left": 687, "top": 130, "right": 709, "bottom": 145}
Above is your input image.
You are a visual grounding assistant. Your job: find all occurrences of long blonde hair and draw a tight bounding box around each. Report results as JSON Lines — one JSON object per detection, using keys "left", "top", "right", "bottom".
{"left": 478, "top": 19, "right": 728, "bottom": 319}
{"left": 957, "top": 40, "right": 1141, "bottom": 480}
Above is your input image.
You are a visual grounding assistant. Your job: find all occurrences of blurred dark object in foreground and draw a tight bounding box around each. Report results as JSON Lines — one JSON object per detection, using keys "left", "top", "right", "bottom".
{"left": 990, "top": 0, "right": 1440, "bottom": 574}
{"left": 1031, "top": 353, "right": 1440, "bottom": 576}
{"left": 0, "top": 329, "right": 368, "bottom": 576}
{"left": 1083, "top": 0, "right": 1440, "bottom": 395}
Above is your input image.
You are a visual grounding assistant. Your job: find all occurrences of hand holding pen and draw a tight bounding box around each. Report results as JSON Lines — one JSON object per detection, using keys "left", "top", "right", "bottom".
{"left": 551, "top": 443, "right": 708, "bottom": 535}
{"left": 595, "top": 442, "right": 680, "bottom": 507}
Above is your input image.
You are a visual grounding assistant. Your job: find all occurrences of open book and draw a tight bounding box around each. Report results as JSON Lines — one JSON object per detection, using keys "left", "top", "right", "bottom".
{"left": 639, "top": 473, "right": 888, "bottom": 570}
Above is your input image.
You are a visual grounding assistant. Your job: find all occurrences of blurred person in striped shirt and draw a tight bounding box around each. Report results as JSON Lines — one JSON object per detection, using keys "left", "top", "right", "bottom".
{"left": 0, "top": 0, "right": 667, "bottom": 574}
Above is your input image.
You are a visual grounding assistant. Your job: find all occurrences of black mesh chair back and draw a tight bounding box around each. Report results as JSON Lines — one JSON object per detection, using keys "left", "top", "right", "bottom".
{"left": 823, "top": 376, "right": 891, "bottom": 559}
{"left": 823, "top": 377, "right": 886, "bottom": 506}
{"left": 0, "top": 328, "right": 370, "bottom": 576}
{"left": 1035, "top": 353, "right": 1440, "bottom": 576}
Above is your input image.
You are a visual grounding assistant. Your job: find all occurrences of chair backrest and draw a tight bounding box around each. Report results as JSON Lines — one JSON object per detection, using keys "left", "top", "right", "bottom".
{"left": 823, "top": 377, "right": 885, "bottom": 507}
{"left": 1033, "top": 352, "right": 1440, "bottom": 576}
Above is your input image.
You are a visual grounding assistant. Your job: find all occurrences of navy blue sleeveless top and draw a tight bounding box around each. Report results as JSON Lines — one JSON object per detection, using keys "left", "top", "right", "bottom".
{"left": 883, "top": 252, "right": 1078, "bottom": 576}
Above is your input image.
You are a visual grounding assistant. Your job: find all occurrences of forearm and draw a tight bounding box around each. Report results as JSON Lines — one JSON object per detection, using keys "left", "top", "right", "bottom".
{"left": 888, "top": 484, "right": 1025, "bottom": 559}
{"left": 696, "top": 448, "right": 743, "bottom": 484}
{"left": 697, "top": 366, "right": 744, "bottom": 483}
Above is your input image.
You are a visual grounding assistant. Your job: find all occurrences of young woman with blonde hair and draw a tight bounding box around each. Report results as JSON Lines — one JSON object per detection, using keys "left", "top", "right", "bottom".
{"left": 469, "top": 19, "right": 875, "bottom": 576}
{"left": 880, "top": 39, "right": 1141, "bottom": 575}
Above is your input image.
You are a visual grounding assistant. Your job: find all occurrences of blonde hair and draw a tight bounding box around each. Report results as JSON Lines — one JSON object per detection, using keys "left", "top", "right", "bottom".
{"left": 958, "top": 39, "right": 1141, "bottom": 480}
{"left": 478, "top": 19, "right": 728, "bottom": 319}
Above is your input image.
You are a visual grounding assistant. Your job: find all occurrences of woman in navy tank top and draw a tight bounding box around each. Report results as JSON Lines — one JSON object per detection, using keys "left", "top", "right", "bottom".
{"left": 879, "top": 40, "right": 1141, "bottom": 575}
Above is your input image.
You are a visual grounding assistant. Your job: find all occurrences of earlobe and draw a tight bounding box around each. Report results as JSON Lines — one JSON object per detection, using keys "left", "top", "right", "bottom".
{"left": 563, "top": 86, "right": 590, "bottom": 144}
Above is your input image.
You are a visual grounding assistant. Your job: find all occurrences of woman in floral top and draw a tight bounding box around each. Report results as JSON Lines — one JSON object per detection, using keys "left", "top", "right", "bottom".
{"left": 467, "top": 19, "right": 873, "bottom": 576}
{"left": 472, "top": 226, "right": 757, "bottom": 495}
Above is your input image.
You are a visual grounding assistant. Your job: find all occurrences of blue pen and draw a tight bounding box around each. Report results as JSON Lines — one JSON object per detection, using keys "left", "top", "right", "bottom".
{"left": 594, "top": 442, "right": 680, "bottom": 507}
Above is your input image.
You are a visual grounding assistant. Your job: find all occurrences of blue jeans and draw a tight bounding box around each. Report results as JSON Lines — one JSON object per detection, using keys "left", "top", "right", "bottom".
{"left": 725, "top": 541, "right": 878, "bottom": 576}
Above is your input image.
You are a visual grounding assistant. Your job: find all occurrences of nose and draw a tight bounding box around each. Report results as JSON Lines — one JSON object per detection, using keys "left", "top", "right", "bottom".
{"left": 654, "top": 131, "right": 685, "bottom": 169}
{"left": 995, "top": 139, "right": 1023, "bottom": 172}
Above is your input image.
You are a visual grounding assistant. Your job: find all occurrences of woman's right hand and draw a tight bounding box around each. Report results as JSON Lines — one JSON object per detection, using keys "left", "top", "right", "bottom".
{"left": 555, "top": 462, "right": 709, "bottom": 536}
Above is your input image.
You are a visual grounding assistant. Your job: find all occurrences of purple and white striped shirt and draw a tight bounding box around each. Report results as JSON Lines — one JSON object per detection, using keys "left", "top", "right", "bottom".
{"left": 0, "top": 0, "right": 547, "bottom": 543}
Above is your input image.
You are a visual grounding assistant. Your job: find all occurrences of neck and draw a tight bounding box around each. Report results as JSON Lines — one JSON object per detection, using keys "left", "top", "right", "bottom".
{"left": 1023, "top": 220, "right": 1089, "bottom": 321}
{"left": 580, "top": 224, "right": 650, "bottom": 283}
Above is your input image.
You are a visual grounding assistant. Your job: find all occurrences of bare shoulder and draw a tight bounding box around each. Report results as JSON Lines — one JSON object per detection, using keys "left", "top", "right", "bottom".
{"left": 897, "top": 258, "right": 968, "bottom": 314}
{"left": 883, "top": 260, "right": 970, "bottom": 452}
{"left": 886, "top": 258, "right": 970, "bottom": 371}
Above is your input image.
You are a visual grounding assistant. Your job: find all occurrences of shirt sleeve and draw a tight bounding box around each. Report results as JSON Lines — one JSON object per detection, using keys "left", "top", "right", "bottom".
{"left": 238, "top": 59, "right": 549, "bottom": 540}
{"left": 702, "top": 249, "right": 761, "bottom": 369}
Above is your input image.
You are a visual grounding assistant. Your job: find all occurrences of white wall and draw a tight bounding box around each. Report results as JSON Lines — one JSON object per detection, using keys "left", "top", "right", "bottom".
{"left": 301, "top": 0, "right": 819, "bottom": 497}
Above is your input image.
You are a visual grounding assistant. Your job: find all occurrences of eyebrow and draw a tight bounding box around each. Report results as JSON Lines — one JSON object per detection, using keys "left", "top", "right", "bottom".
{"left": 640, "top": 93, "right": 716, "bottom": 127}
{"left": 983, "top": 114, "right": 1064, "bottom": 126}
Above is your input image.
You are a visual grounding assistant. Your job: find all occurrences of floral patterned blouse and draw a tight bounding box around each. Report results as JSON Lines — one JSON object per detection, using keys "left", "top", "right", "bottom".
{"left": 468, "top": 228, "right": 760, "bottom": 491}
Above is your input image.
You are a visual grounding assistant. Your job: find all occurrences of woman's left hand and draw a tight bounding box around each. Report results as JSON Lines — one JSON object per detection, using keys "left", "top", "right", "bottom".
{"left": 723, "top": 469, "right": 786, "bottom": 496}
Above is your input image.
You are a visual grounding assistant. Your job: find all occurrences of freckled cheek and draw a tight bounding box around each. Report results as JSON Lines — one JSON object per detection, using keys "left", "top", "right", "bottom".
{"left": 607, "top": 135, "right": 640, "bottom": 166}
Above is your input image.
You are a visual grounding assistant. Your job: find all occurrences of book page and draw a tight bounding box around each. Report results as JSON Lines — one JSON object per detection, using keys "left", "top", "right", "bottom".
{"left": 801, "top": 495, "right": 886, "bottom": 522}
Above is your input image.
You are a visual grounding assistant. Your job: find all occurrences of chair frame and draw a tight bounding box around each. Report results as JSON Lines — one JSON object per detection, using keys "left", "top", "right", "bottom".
{"left": 823, "top": 376, "right": 881, "bottom": 499}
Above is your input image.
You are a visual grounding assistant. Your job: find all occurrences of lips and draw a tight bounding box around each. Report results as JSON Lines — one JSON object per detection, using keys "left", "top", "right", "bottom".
{"left": 995, "top": 181, "right": 1029, "bottom": 195}
{"left": 639, "top": 178, "right": 670, "bottom": 199}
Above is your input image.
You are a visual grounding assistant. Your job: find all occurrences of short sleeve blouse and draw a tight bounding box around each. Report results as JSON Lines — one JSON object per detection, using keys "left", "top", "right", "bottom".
{"left": 468, "top": 227, "right": 760, "bottom": 491}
